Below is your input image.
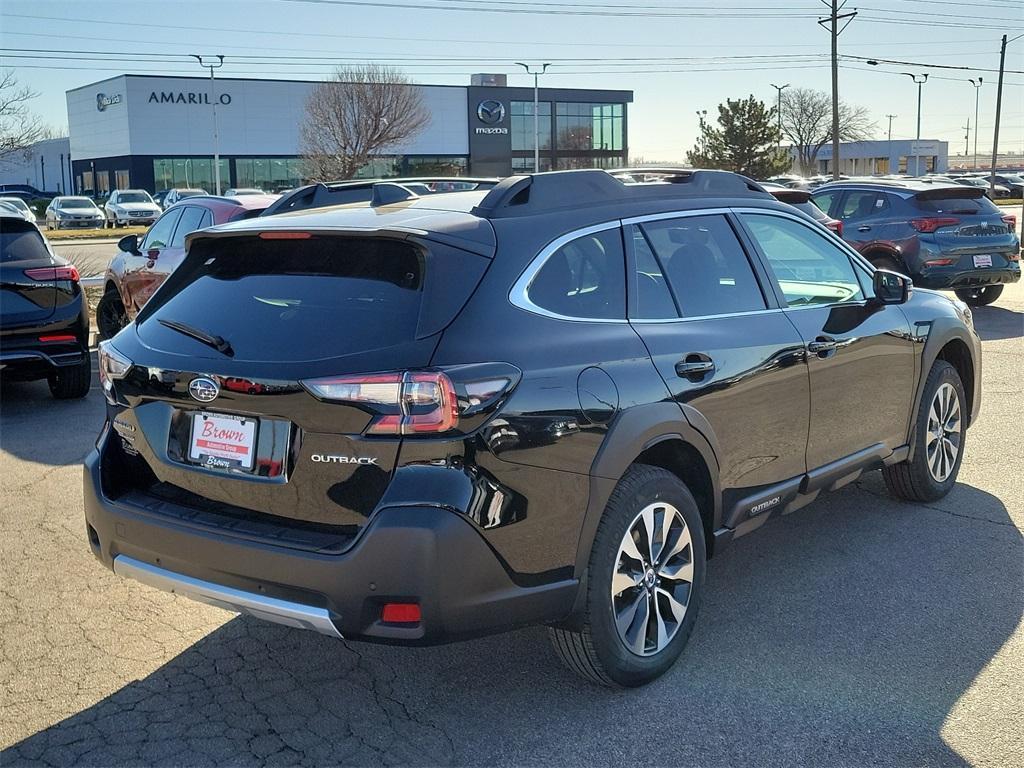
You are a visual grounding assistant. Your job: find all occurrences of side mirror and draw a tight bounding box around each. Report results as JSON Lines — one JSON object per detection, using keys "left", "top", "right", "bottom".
{"left": 118, "top": 234, "right": 141, "bottom": 255}
{"left": 873, "top": 269, "right": 911, "bottom": 305}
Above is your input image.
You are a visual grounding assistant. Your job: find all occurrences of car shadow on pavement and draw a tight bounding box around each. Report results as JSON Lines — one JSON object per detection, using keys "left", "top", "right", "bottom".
{"left": 970, "top": 304, "right": 1023, "bottom": 342}
{"left": 0, "top": 353, "right": 106, "bottom": 467}
{"left": 2, "top": 475, "right": 1020, "bottom": 766}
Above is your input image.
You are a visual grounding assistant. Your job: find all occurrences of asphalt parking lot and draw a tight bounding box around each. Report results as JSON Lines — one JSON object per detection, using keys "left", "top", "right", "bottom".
{"left": 1, "top": 275, "right": 1021, "bottom": 766}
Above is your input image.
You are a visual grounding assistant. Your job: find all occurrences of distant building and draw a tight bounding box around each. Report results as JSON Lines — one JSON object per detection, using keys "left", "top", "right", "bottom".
{"left": 0, "top": 137, "right": 72, "bottom": 194}
{"left": 790, "top": 139, "right": 949, "bottom": 176}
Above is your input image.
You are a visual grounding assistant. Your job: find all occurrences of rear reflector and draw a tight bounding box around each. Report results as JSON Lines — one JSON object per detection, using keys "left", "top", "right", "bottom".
{"left": 38, "top": 334, "right": 77, "bottom": 343}
{"left": 302, "top": 371, "right": 459, "bottom": 435}
{"left": 910, "top": 217, "right": 960, "bottom": 234}
{"left": 924, "top": 258, "right": 957, "bottom": 267}
{"left": 24, "top": 266, "right": 80, "bottom": 282}
{"left": 381, "top": 603, "right": 421, "bottom": 624}
{"left": 258, "top": 231, "right": 312, "bottom": 240}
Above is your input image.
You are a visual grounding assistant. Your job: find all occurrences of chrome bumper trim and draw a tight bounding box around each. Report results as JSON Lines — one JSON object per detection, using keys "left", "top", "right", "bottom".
{"left": 112, "top": 555, "right": 343, "bottom": 638}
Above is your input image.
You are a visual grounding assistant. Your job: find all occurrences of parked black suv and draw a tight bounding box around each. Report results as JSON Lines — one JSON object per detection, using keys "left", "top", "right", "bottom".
{"left": 84, "top": 170, "right": 981, "bottom": 686}
{"left": 811, "top": 179, "right": 1020, "bottom": 306}
{"left": 1, "top": 211, "right": 92, "bottom": 398}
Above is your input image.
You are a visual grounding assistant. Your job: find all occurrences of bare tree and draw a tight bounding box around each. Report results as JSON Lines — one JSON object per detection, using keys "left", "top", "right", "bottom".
{"left": 0, "top": 70, "right": 47, "bottom": 167}
{"left": 300, "top": 65, "right": 430, "bottom": 181}
{"left": 780, "top": 88, "right": 875, "bottom": 175}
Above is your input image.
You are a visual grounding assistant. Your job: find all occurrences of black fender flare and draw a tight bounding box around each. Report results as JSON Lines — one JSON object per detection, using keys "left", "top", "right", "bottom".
{"left": 906, "top": 318, "right": 981, "bottom": 461}
{"left": 572, "top": 402, "right": 722, "bottom": 579}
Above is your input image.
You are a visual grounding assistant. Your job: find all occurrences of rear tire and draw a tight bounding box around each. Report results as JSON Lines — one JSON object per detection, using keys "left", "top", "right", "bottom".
{"left": 882, "top": 360, "right": 966, "bottom": 502}
{"left": 955, "top": 285, "right": 1003, "bottom": 306}
{"left": 868, "top": 254, "right": 905, "bottom": 275}
{"left": 549, "top": 464, "right": 706, "bottom": 687}
{"left": 96, "top": 288, "right": 128, "bottom": 340}
{"left": 48, "top": 354, "right": 92, "bottom": 399}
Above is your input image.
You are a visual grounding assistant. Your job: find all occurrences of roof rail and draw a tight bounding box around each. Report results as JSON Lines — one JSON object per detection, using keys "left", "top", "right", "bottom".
{"left": 471, "top": 169, "right": 768, "bottom": 218}
{"left": 370, "top": 182, "right": 420, "bottom": 206}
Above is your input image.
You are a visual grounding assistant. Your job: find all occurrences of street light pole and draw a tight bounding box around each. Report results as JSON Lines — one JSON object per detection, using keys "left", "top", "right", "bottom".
{"left": 192, "top": 55, "right": 224, "bottom": 194}
{"left": 885, "top": 114, "right": 897, "bottom": 174}
{"left": 769, "top": 83, "right": 789, "bottom": 147}
{"left": 968, "top": 77, "right": 982, "bottom": 169}
{"left": 901, "top": 72, "right": 928, "bottom": 176}
{"left": 516, "top": 62, "right": 551, "bottom": 173}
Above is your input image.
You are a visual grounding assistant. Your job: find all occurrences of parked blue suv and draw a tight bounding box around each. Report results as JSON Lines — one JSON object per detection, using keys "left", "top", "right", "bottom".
{"left": 812, "top": 179, "right": 1020, "bottom": 305}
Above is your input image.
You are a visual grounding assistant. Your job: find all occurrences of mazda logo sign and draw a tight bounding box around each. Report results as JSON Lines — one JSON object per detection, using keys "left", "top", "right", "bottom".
{"left": 477, "top": 100, "right": 506, "bottom": 125}
{"left": 188, "top": 377, "right": 220, "bottom": 403}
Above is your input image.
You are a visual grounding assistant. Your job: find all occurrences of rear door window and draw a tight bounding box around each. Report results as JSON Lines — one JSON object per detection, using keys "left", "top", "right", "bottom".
{"left": 638, "top": 214, "right": 766, "bottom": 318}
{"left": 527, "top": 228, "right": 625, "bottom": 320}
{"left": 0, "top": 218, "right": 49, "bottom": 263}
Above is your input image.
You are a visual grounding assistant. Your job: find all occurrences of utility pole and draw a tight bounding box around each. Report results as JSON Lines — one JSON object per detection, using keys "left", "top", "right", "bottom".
{"left": 770, "top": 83, "right": 789, "bottom": 147}
{"left": 818, "top": 0, "right": 857, "bottom": 180}
{"left": 963, "top": 119, "right": 970, "bottom": 161}
{"left": 901, "top": 72, "right": 928, "bottom": 176}
{"left": 192, "top": 55, "right": 224, "bottom": 194}
{"left": 885, "top": 114, "right": 896, "bottom": 174}
{"left": 969, "top": 77, "right": 982, "bottom": 169}
{"left": 516, "top": 63, "right": 551, "bottom": 173}
{"left": 988, "top": 34, "right": 1021, "bottom": 195}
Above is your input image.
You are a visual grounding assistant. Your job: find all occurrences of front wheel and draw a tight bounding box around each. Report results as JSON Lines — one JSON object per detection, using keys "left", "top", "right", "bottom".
{"left": 882, "top": 360, "right": 966, "bottom": 502}
{"left": 955, "top": 284, "right": 1003, "bottom": 306}
{"left": 549, "top": 464, "right": 706, "bottom": 687}
{"left": 96, "top": 288, "right": 129, "bottom": 340}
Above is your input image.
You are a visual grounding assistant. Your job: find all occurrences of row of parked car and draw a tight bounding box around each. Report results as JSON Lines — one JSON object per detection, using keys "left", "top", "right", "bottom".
{"left": 768, "top": 171, "right": 1024, "bottom": 199}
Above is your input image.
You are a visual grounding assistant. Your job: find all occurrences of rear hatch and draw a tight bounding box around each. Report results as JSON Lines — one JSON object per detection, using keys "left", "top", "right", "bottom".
{"left": 0, "top": 217, "right": 59, "bottom": 327}
{"left": 106, "top": 230, "right": 492, "bottom": 542}
{"left": 912, "top": 187, "right": 1018, "bottom": 268}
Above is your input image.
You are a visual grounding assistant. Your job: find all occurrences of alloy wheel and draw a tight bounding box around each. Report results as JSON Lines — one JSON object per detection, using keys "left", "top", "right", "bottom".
{"left": 925, "top": 382, "right": 961, "bottom": 483}
{"left": 610, "top": 501, "right": 694, "bottom": 657}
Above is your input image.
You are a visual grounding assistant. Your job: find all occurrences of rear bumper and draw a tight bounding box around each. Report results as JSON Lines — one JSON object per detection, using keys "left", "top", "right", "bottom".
{"left": 0, "top": 347, "right": 87, "bottom": 379}
{"left": 83, "top": 441, "right": 578, "bottom": 644}
{"left": 914, "top": 264, "right": 1020, "bottom": 290}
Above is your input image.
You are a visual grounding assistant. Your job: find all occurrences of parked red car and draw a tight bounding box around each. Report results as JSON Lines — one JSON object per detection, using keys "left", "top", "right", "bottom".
{"left": 96, "top": 195, "right": 277, "bottom": 339}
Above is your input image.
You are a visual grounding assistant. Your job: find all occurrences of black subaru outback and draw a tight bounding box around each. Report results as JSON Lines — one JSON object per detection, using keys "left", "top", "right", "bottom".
{"left": 85, "top": 170, "right": 981, "bottom": 686}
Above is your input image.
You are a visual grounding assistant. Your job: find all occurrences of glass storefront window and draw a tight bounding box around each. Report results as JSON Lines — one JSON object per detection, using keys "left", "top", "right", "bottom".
{"left": 554, "top": 102, "right": 624, "bottom": 152}
{"left": 406, "top": 156, "right": 467, "bottom": 176}
{"left": 115, "top": 170, "right": 130, "bottom": 189}
{"left": 511, "top": 101, "right": 552, "bottom": 152}
{"left": 511, "top": 157, "right": 553, "bottom": 173}
{"left": 152, "top": 158, "right": 228, "bottom": 192}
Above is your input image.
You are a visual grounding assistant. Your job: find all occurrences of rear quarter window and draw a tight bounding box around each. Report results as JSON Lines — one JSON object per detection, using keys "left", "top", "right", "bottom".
{"left": 525, "top": 228, "right": 626, "bottom": 320}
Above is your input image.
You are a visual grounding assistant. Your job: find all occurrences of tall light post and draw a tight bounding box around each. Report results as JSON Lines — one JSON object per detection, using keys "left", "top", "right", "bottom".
{"left": 885, "top": 113, "right": 897, "bottom": 174}
{"left": 515, "top": 62, "right": 550, "bottom": 173}
{"left": 968, "top": 77, "right": 982, "bottom": 169}
{"left": 770, "top": 83, "right": 789, "bottom": 147}
{"left": 192, "top": 55, "right": 224, "bottom": 194}
{"left": 901, "top": 72, "right": 928, "bottom": 176}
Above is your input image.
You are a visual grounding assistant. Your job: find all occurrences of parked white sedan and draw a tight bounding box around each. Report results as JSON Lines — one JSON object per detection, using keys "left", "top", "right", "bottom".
{"left": 104, "top": 189, "right": 161, "bottom": 227}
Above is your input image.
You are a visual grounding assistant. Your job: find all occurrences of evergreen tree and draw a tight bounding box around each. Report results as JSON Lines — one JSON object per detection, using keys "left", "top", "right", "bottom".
{"left": 686, "top": 95, "right": 791, "bottom": 178}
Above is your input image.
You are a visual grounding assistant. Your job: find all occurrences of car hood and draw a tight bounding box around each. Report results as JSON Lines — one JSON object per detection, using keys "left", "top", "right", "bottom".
{"left": 113, "top": 202, "right": 160, "bottom": 212}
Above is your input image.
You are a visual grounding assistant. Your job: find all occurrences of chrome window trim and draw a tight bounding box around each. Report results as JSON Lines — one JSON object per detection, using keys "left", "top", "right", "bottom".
{"left": 630, "top": 307, "right": 786, "bottom": 325}
{"left": 622, "top": 207, "right": 733, "bottom": 226}
{"left": 732, "top": 206, "right": 877, "bottom": 310}
{"left": 508, "top": 220, "right": 628, "bottom": 324}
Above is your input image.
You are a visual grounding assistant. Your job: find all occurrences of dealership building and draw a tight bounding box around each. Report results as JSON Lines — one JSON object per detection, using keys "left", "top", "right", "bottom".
{"left": 64, "top": 74, "right": 631, "bottom": 194}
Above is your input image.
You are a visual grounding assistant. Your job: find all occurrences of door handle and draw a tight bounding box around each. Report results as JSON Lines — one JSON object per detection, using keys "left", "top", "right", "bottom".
{"left": 856, "top": 225, "right": 871, "bottom": 232}
{"left": 807, "top": 339, "right": 837, "bottom": 355}
{"left": 675, "top": 354, "right": 715, "bottom": 380}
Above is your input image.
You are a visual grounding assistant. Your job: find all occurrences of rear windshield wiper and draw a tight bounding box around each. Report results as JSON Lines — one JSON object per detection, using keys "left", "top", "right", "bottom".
{"left": 157, "top": 318, "right": 234, "bottom": 356}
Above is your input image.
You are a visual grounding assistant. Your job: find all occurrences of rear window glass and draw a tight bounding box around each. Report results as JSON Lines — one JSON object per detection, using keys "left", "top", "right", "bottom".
{"left": 0, "top": 218, "right": 49, "bottom": 263}
{"left": 916, "top": 195, "right": 999, "bottom": 214}
{"left": 138, "top": 236, "right": 486, "bottom": 361}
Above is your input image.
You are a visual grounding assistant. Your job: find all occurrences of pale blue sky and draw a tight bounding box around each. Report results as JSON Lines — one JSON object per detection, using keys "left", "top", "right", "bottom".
{"left": 2, "top": 0, "right": 1021, "bottom": 162}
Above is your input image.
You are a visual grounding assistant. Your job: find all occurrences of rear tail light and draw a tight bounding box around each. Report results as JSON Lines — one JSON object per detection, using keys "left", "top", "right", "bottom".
{"left": 23, "top": 265, "right": 80, "bottom": 282}
{"left": 1002, "top": 214, "right": 1017, "bottom": 230}
{"left": 910, "top": 217, "right": 960, "bottom": 234}
{"left": 826, "top": 219, "right": 843, "bottom": 237}
{"left": 97, "top": 341, "right": 133, "bottom": 405}
{"left": 38, "top": 334, "right": 77, "bottom": 343}
{"left": 303, "top": 371, "right": 459, "bottom": 435}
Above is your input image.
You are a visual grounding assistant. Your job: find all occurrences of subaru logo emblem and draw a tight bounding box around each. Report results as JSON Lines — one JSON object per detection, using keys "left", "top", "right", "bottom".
{"left": 188, "top": 377, "right": 219, "bottom": 403}
{"left": 477, "top": 100, "right": 506, "bottom": 125}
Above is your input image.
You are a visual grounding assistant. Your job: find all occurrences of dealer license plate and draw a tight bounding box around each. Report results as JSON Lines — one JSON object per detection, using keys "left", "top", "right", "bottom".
{"left": 189, "top": 412, "right": 257, "bottom": 470}
{"left": 973, "top": 254, "right": 993, "bottom": 268}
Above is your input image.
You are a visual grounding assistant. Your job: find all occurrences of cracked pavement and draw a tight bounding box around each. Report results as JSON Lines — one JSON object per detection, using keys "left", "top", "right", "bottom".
{"left": 1, "top": 277, "right": 1021, "bottom": 767}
